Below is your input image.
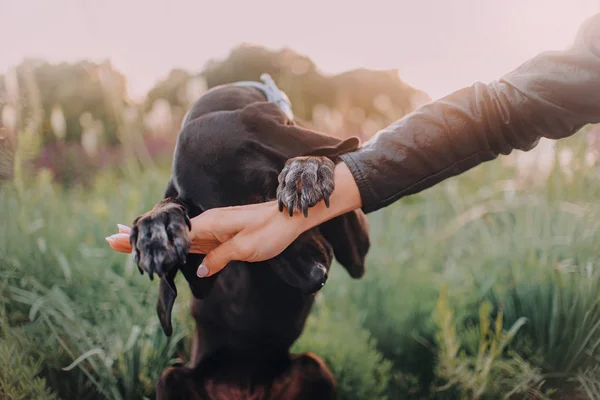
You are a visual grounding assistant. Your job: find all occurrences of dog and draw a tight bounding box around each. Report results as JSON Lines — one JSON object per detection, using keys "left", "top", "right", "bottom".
{"left": 129, "top": 74, "right": 371, "bottom": 399}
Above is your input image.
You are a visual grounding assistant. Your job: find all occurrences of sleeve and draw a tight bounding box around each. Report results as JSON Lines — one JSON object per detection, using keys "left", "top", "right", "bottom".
{"left": 339, "top": 13, "right": 600, "bottom": 214}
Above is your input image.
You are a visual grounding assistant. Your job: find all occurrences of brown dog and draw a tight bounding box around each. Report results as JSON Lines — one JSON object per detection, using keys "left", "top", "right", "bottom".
{"left": 129, "top": 77, "right": 370, "bottom": 399}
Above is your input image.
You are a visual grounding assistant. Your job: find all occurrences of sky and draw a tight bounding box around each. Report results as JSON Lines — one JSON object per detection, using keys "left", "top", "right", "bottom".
{"left": 1, "top": 0, "right": 598, "bottom": 101}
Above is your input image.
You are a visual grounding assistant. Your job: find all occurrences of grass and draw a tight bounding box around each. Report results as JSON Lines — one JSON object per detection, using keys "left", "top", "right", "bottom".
{"left": 2, "top": 129, "right": 600, "bottom": 399}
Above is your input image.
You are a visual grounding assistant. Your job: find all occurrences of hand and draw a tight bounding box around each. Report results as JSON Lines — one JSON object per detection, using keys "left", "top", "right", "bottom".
{"left": 106, "top": 203, "right": 320, "bottom": 277}
{"left": 189, "top": 201, "right": 307, "bottom": 277}
{"left": 192, "top": 162, "right": 362, "bottom": 276}
{"left": 106, "top": 162, "right": 362, "bottom": 277}
{"left": 105, "top": 225, "right": 221, "bottom": 255}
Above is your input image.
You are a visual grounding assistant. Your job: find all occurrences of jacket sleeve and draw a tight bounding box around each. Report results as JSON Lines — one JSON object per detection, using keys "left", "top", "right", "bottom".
{"left": 339, "top": 13, "right": 600, "bottom": 214}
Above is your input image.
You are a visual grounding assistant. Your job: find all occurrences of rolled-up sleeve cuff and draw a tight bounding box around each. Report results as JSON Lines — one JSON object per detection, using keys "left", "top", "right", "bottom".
{"left": 338, "top": 152, "right": 380, "bottom": 214}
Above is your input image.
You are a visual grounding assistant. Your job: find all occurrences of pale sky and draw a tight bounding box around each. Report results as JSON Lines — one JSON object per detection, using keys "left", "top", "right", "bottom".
{"left": 1, "top": 0, "right": 598, "bottom": 101}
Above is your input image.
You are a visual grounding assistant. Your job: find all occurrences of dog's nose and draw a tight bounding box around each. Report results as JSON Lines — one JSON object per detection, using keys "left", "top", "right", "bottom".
{"left": 304, "top": 264, "right": 328, "bottom": 294}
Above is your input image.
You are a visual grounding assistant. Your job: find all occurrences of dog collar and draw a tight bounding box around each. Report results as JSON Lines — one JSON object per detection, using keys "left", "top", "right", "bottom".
{"left": 234, "top": 73, "right": 295, "bottom": 121}
{"left": 182, "top": 73, "right": 295, "bottom": 128}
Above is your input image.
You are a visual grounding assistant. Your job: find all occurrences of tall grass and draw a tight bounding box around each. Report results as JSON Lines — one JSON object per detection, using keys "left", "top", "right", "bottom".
{"left": 316, "top": 131, "right": 600, "bottom": 398}
{"left": 1, "top": 165, "right": 190, "bottom": 399}
{"left": 0, "top": 164, "right": 392, "bottom": 399}
{"left": 2, "top": 129, "right": 600, "bottom": 399}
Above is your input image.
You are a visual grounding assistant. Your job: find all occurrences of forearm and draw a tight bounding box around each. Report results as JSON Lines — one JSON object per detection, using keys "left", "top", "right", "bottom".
{"left": 340, "top": 12, "right": 600, "bottom": 214}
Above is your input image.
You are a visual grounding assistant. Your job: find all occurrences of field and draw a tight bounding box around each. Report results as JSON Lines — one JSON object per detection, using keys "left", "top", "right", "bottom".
{"left": 2, "top": 123, "right": 600, "bottom": 399}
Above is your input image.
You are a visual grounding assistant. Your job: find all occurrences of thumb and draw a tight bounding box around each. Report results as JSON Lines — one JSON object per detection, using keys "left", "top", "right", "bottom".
{"left": 196, "top": 237, "right": 248, "bottom": 278}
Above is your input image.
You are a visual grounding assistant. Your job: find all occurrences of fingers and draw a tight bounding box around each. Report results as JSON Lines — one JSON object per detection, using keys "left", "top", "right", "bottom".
{"left": 108, "top": 222, "right": 223, "bottom": 255}
{"left": 108, "top": 203, "right": 274, "bottom": 269}
{"left": 117, "top": 224, "right": 131, "bottom": 234}
{"left": 105, "top": 225, "right": 133, "bottom": 252}
{"left": 106, "top": 232, "right": 220, "bottom": 255}
{"left": 197, "top": 237, "right": 250, "bottom": 278}
{"left": 106, "top": 233, "right": 133, "bottom": 253}
{"left": 189, "top": 208, "right": 241, "bottom": 242}
{"left": 189, "top": 238, "right": 222, "bottom": 254}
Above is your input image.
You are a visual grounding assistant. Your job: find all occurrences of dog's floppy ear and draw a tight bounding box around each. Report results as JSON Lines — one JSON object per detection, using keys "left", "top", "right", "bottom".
{"left": 319, "top": 209, "right": 370, "bottom": 279}
{"left": 239, "top": 102, "right": 361, "bottom": 161}
{"left": 177, "top": 254, "right": 219, "bottom": 300}
{"left": 156, "top": 256, "right": 220, "bottom": 337}
{"left": 157, "top": 269, "right": 178, "bottom": 336}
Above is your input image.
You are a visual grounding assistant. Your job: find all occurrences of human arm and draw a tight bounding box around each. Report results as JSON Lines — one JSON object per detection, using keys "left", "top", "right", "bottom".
{"left": 108, "top": 13, "right": 600, "bottom": 276}
{"left": 340, "top": 12, "right": 600, "bottom": 213}
{"left": 188, "top": 161, "right": 361, "bottom": 276}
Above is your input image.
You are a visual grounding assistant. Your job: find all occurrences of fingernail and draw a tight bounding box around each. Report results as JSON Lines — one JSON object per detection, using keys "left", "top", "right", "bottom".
{"left": 117, "top": 224, "right": 130, "bottom": 233}
{"left": 105, "top": 235, "right": 116, "bottom": 243}
{"left": 197, "top": 263, "right": 209, "bottom": 277}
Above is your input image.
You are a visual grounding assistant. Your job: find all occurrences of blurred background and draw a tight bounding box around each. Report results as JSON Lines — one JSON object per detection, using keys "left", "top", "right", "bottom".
{"left": 1, "top": 0, "right": 600, "bottom": 399}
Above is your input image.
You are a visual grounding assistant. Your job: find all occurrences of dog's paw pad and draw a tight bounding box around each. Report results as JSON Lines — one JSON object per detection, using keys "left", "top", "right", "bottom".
{"left": 130, "top": 201, "right": 191, "bottom": 280}
{"left": 276, "top": 156, "right": 335, "bottom": 217}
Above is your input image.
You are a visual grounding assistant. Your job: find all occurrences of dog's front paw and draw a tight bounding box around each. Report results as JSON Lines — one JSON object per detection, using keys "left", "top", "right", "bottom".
{"left": 129, "top": 199, "right": 191, "bottom": 280}
{"left": 277, "top": 156, "right": 335, "bottom": 217}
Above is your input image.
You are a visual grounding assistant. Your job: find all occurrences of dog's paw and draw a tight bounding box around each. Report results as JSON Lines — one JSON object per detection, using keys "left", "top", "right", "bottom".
{"left": 129, "top": 199, "right": 191, "bottom": 280}
{"left": 277, "top": 156, "right": 335, "bottom": 217}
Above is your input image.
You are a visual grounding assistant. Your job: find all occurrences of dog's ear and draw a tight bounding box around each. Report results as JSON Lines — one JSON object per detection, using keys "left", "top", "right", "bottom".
{"left": 240, "top": 102, "right": 370, "bottom": 278}
{"left": 156, "top": 256, "right": 220, "bottom": 337}
{"left": 173, "top": 253, "right": 220, "bottom": 300}
{"left": 239, "top": 102, "right": 361, "bottom": 161}
{"left": 157, "top": 269, "right": 178, "bottom": 336}
{"left": 319, "top": 209, "right": 370, "bottom": 279}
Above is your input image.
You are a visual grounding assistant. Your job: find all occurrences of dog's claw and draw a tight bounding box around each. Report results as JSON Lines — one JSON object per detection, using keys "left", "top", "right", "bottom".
{"left": 130, "top": 199, "right": 191, "bottom": 282}
{"left": 155, "top": 262, "right": 164, "bottom": 278}
{"left": 177, "top": 247, "right": 187, "bottom": 265}
{"left": 131, "top": 230, "right": 144, "bottom": 276}
{"left": 276, "top": 156, "right": 335, "bottom": 218}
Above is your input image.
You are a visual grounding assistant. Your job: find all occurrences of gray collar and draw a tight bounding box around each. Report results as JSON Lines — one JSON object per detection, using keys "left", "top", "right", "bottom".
{"left": 182, "top": 73, "right": 295, "bottom": 129}
{"left": 233, "top": 73, "right": 294, "bottom": 121}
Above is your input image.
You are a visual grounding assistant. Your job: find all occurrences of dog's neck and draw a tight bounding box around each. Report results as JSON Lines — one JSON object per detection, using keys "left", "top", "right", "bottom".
{"left": 233, "top": 73, "right": 294, "bottom": 121}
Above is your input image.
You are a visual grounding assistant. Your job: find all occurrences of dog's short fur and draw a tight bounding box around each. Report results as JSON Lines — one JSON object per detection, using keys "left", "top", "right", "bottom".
{"left": 129, "top": 83, "right": 370, "bottom": 399}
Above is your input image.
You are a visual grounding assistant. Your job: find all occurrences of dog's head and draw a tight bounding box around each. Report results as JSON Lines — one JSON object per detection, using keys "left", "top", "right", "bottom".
{"left": 156, "top": 87, "right": 370, "bottom": 336}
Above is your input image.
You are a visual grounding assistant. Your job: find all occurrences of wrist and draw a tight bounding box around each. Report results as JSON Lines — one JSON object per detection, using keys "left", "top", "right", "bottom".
{"left": 296, "top": 161, "right": 362, "bottom": 232}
